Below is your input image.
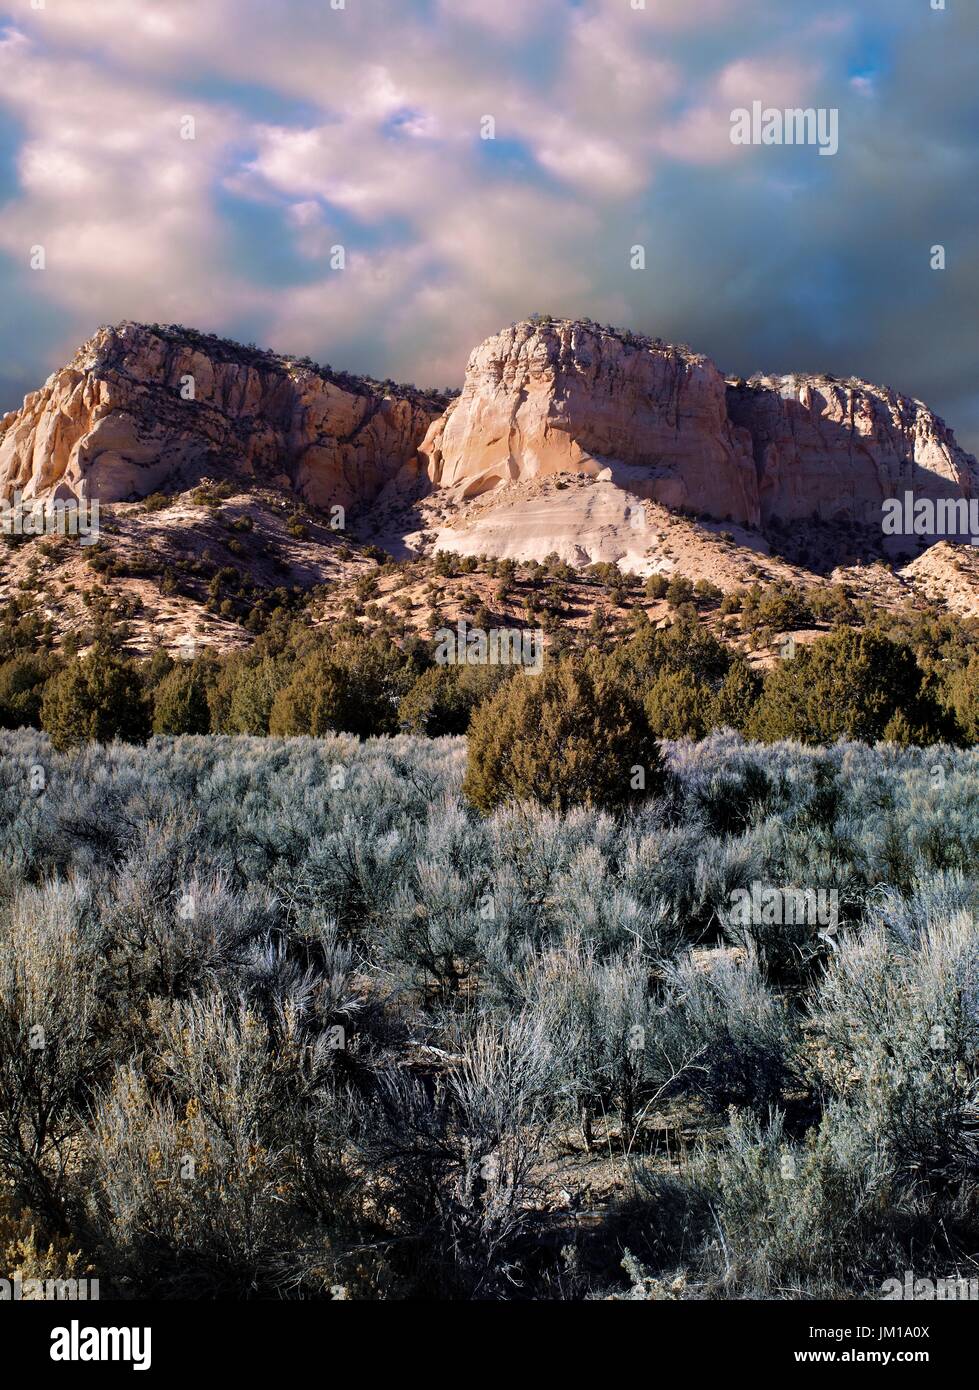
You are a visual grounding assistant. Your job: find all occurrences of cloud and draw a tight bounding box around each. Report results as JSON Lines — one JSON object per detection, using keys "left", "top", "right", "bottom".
{"left": 434, "top": 0, "right": 567, "bottom": 38}
{"left": 0, "top": 27, "right": 247, "bottom": 332}
{"left": 656, "top": 57, "right": 822, "bottom": 164}
{"left": 0, "top": 1, "right": 975, "bottom": 458}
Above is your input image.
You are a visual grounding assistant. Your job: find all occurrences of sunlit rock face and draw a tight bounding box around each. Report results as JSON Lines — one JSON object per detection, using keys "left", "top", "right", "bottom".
{"left": 0, "top": 322, "right": 440, "bottom": 511}
{"left": 418, "top": 319, "right": 760, "bottom": 525}
{"left": 3, "top": 317, "right": 976, "bottom": 548}
{"left": 418, "top": 317, "right": 979, "bottom": 534}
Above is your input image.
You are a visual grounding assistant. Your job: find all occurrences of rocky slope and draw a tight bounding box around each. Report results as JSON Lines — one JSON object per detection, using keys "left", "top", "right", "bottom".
{"left": 4, "top": 316, "right": 979, "bottom": 622}
{"left": 418, "top": 319, "right": 979, "bottom": 536}
{"left": 899, "top": 542, "right": 979, "bottom": 616}
{"left": 0, "top": 323, "right": 445, "bottom": 512}
{"left": 409, "top": 473, "right": 805, "bottom": 586}
{"left": 4, "top": 317, "right": 976, "bottom": 543}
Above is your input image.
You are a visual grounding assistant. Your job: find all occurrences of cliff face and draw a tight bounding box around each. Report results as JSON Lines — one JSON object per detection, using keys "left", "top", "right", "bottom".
{"left": 726, "top": 375, "right": 978, "bottom": 526}
{"left": 419, "top": 320, "right": 761, "bottom": 525}
{"left": 418, "top": 319, "right": 979, "bottom": 530}
{"left": 3, "top": 317, "right": 976, "bottom": 540}
{"left": 0, "top": 323, "right": 441, "bottom": 510}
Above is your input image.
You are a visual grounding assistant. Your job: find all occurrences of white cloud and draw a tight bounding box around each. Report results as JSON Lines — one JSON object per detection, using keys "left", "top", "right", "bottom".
{"left": 0, "top": 0, "right": 974, "bottom": 463}
{"left": 657, "top": 57, "right": 821, "bottom": 164}
{"left": 243, "top": 121, "right": 452, "bottom": 222}
{"left": 0, "top": 28, "right": 247, "bottom": 330}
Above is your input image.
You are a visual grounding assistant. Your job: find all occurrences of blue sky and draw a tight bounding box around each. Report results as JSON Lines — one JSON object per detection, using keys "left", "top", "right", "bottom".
{"left": 0, "top": 0, "right": 976, "bottom": 453}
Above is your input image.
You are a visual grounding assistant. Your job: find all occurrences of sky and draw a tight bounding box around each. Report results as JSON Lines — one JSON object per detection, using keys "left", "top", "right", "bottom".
{"left": 0, "top": 0, "right": 976, "bottom": 451}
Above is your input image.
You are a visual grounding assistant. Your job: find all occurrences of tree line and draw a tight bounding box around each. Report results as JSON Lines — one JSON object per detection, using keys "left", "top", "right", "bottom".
{"left": 3, "top": 599, "right": 979, "bottom": 814}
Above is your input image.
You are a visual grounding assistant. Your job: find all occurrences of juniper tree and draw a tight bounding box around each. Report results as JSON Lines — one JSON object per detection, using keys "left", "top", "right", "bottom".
{"left": 40, "top": 650, "right": 151, "bottom": 751}
{"left": 463, "top": 651, "right": 664, "bottom": 814}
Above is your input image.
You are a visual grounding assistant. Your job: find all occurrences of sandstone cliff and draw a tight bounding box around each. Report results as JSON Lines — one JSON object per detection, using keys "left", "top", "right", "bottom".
{"left": 0, "top": 323, "right": 443, "bottom": 511}
{"left": 418, "top": 319, "right": 979, "bottom": 533}
{"left": 4, "top": 317, "right": 977, "bottom": 544}
{"left": 727, "top": 374, "right": 977, "bottom": 527}
{"left": 418, "top": 319, "right": 761, "bottom": 525}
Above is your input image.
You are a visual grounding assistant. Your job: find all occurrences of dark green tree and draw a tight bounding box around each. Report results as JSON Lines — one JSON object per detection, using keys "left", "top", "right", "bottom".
{"left": 269, "top": 633, "right": 411, "bottom": 738}
{"left": 749, "top": 629, "right": 948, "bottom": 745}
{"left": 399, "top": 664, "right": 510, "bottom": 737}
{"left": 645, "top": 668, "right": 714, "bottom": 739}
{"left": 152, "top": 660, "right": 212, "bottom": 735}
{"left": 41, "top": 651, "right": 151, "bottom": 751}
{"left": 464, "top": 652, "right": 664, "bottom": 814}
{"left": 0, "top": 654, "right": 60, "bottom": 730}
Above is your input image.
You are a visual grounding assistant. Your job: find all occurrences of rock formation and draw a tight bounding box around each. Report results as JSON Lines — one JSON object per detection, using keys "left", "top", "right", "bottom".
{"left": 3, "top": 316, "right": 976, "bottom": 547}
{"left": 418, "top": 319, "right": 760, "bottom": 524}
{"left": 419, "top": 319, "right": 979, "bottom": 532}
{"left": 0, "top": 323, "right": 443, "bottom": 511}
{"left": 726, "top": 374, "right": 977, "bottom": 526}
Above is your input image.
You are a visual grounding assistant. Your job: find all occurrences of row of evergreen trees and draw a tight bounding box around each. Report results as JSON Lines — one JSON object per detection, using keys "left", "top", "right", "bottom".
{"left": 5, "top": 606, "right": 979, "bottom": 812}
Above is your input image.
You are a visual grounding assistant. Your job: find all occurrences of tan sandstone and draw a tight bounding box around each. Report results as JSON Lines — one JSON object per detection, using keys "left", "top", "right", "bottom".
{"left": 0, "top": 323, "right": 440, "bottom": 511}
{"left": 417, "top": 319, "right": 979, "bottom": 535}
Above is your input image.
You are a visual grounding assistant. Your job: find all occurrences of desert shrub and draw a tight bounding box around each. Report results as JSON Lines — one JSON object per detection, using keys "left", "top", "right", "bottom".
{"left": 0, "top": 729, "right": 976, "bottom": 1299}
{"left": 658, "top": 949, "right": 795, "bottom": 1113}
{"left": 375, "top": 806, "right": 493, "bottom": 1004}
{"left": 717, "top": 866, "right": 846, "bottom": 990}
{"left": 808, "top": 909, "right": 979, "bottom": 1192}
{"left": 464, "top": 652, "right": 664, "bottom": 814}
{"left": 692, "top": 1107, "right": 905, "bottom": 1297}
{"left": 361, "top": 1014, "right": 552, "bottom": 1297}
{"left": 98, "top": 851, "right": 277, "bottom": 1001}
{"left": 0, "top": 1188, "right": 88, "bottom": 1288}
{"left": 518, "top": 939, "right": 657, "bottom": 1148}
{"left": 690, "top": 758, "right": 773, "bottom": 836}
{"left": 866, "top": 872, "right": 979, "bottom": 950}
{"left": 618, "top": 1084, "right": 975, "bottom": 1299}
{"left": 87, "top": 991, "right": 360, "bottom": 1297}
{"left": 0, "top": 880, "right": 115, "bottom": 1224}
